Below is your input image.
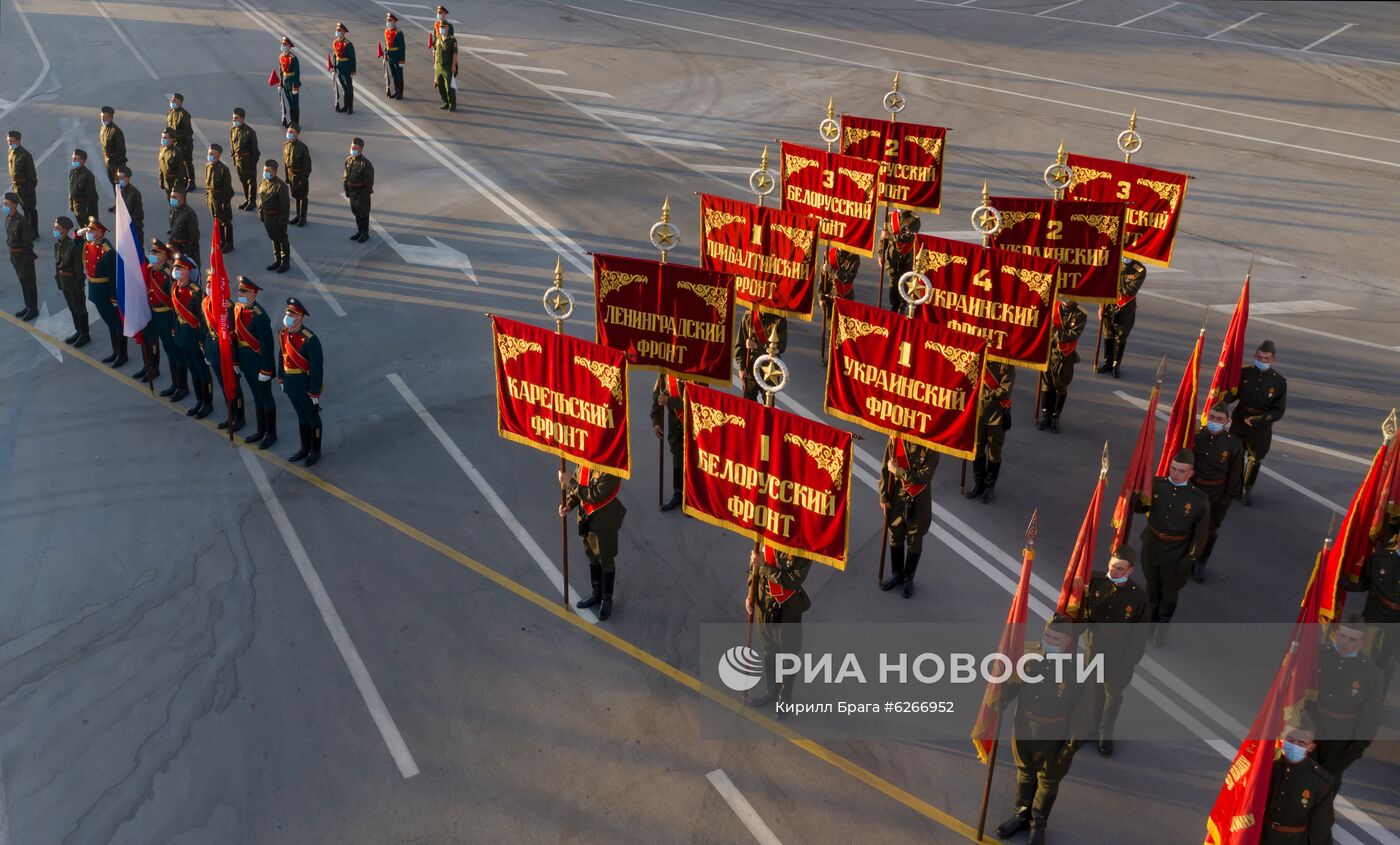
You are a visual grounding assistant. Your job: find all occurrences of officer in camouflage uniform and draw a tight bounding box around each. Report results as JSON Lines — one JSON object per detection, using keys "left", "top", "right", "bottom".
{"left": 879, "top": 436, "right": 937, "bottom": 597}
{"left": 235, "top": 276, "right": 278, "bottom": 449}
{"left": 735, "top": 309, "right": 788, "bottom": 402}
{"left": 1038, "top": 298, "right": 1087, "bottom": 433}
{"left": 343, "top": 137, "right": 374, "bottom": 242}
{"left": 258, "top": 160, "right": 291, "bottom": 273}
{"left": 1306, "top": 617, "right": 1383, "bottom": 833}
{"left": 1190, "top": 402, "right": 1244, "bottom": 583}
{"left": 1080, "top": 546, "right": 1149, "bottom": 756}
{"left": 167, "top": 189, "right": 200, "bottom": 259}
{"left": 1346, "top": 530, "right": 1400, "bottom": 690}
{"left": 68, "top": 150, "right": 100, "bottom": 230}
{"left": 98, "top": 107, "right": 126, "bottom": 212}
{"left": 283, "top": 125, "right": 312, "bottom": 227}
{"left": 158, "top": 129, "right": 186, "bottom": 196}
{"left": 1096, "top": 258, "right": 1145, "bottom": 378}
{"left": 559, "top": 464, "right": 627, "bottom": 621}
{"left": 966, "top": 361, "right": 1015, "bottom": 504}
{"left": 880, "top": 208, "right": 919, "bottom": 312}
{"left": 1134, "top": 448, "right": 1210, "bottom": 646}
{"left": 115, "top": 166, "right": 143, "bottom": 247}
{"left": 52, "top": 216, "right": 88, "bottom": 345}
{"left": 7, "top": 130, "right": 39, "bottom": 235}
{"left": 1254, "top": 718, "right": 1336, "bottom": 845}
{"left": 1224, "top": 339, "right": 1287, "bottom": 505}
{"left": 4, "top": 192, "right": 37, "bottom": 320}
{"left": 279, "top": 297, "right": 324, "bottom": 466}
{"left": 746, "top": 540, "right": 812, "bottom": 715}
{"left": 165, "top": 93, "right": 196, "bottom": 192}
{"left": 230, "top": 108, "right": 261, "bottom": 211}
{"left": 651, "top": 373, "right": 685, "bottom": 512}
{"left": 205, "top": 144, "right": 235, "bottom": 251}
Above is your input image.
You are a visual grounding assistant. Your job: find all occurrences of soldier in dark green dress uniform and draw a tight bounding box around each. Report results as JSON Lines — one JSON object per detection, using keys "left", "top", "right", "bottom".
{"left": 4, "top": 192, "right": 37, "bottom": 320}
{"left": 115, "top": 166, "right": 143, "bottom": 247}
{"left": 881, "top": 209, "right": 919, "bottom": 312}
{"left": 277, "top": 38, "right": 301, "bottom": 129}
{"left": 68, "top": 150, "right": 100, "bottom": 233}
{"left": 343, "top": 137, "right": 374, "bottom": 242}
{"left": 879, "top": 436, "right": 938, "bottom": 597}
{"left": 169, "top": 253, "right": 210, "bottom": 414}
{"left": 1038, "top": 299, "right": 1087, "bottom": 433}
{"left": 230, "top": 108, "right": 261, "bottom": 211}
{"left": 735, "top": 309, "right": 788, "bottom": 402}
{"left": 205, "top": 144, "right": 235, "bottom": 251}
{"left": 144, "top": 240, "right": 181, "bottom": 394}
{"left": 651, "top": 373, "right": 685, "bottom": 511}
{"left": 167, "top": 189, "right": 200, "bottom": 259}
{"left": 82, "top": 218, "right": 121, "bottom": 360}
{"left": 1224, "top": 339, "right": 1287, "bottom": 505}
{"left": 278, "top": 297, "right": 324, "bottom": 466}
{"left": 7, "top": 131, "right": 39, "bottom": 235}
{"left": 166, "top": 93, "right": 196, "bottom": 191}
{"left": 99, "top": 108, "right": 126, "bottom": 212}
{"left": 1306, "top": 618, "right": 1383, "bottom": 832}
{"left": 283, "top": 124, "right": 312, "bottom": 227}
{"left": 234, "top": 276, "right": 278, "bottom": 449}
{"left": 966, "top": 361, "right": 1015, "bottom": 504}
{"left": 332, "top": 23, "right": 357, "bottom": 114}
{"left": 52, "top": 216, "right": 88, "bottom": 344}
{"left": 1347, "top": 532, "right": 1400, "bottom": 689}
{"left": 201, "top": 268, "right": 245, "bottom": 432}
{"left": 258, "top": 160, "right": 291, "bottom": 273}
{"left": 158, "top": 129, "right": 185, "bottom": 196}
{"left": 1081, "top": 547, "right": 1150, "bottom": 756}
{"left": 383, "top": 13, "right": 406, "bottom": 99}
{"left": 819, "top": 247, "right": 859, "bottom": 350}
{"left": 1258, "top": 719, "right": 1337, "bottom": 845}
{"left": 994, "top": 616, "right": 1096, "bottom": 845}
{"left": 1191, "top": 403, "right": 1244, "bottom": 582}
{"left": 1134, "top": 448, "right": 1210, "bottom": 645}
{"left": 432, "top": 20, "right": 459, "bottom": 111}
{"left": 746, "top": 541, "right": 813, "bottom": 714}
{"left": 559, "top": 464, "right": 628, "bottom": 620}
{"left": 1096, "top": 258, "right": 1145, "bottom": 378}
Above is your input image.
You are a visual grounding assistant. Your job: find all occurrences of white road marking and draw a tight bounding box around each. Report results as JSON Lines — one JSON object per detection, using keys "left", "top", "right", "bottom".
{"left": 583, "top": 107, "right": 665, "bottom": 123}
{"left": 625, "top": 133, "right": 726, "bottom": 151}
{"left": 464, "top": 47, "right": 529, "bottom": 56}
{"left": 30, "top": 303, "right": 64, "bottom": 362}
{"left": 1035, "top": 0, "right": 1082, "bottom": 16}
{"left": 369, "top": 219, "right": 478, "bottom": 284}
{"left": 1302, "top": 22, "right": 1355, "bottom": 52}
{"left": 387, "top": 374, "right": 598, "bottom": 623}
{"left": 1206, "top": 299, "right": 1351, "bottom": 316}
{"left": 706, "top": 769, "right": 784, "bottom": 845}
{"left": 1136, "top": 290, "right": 1399, "bottom": 352}
{"left": 494, "top": 64, "right": 568, "bottom": 75}
{"left": 288, "top": 249, "right": 349, "bottom": 317}
{"left": 0, "top": 0, "right": 53, "bottom": 122}
{"left": 537, "top": 84, "right": 616, "bottom": 99}
{"left": 91, "top": 0, "right": 160, "bottom": 79}
{"left": 1206, "top": 11, "right": 1264, "bottom": 39}
{"left": 241, "top": 450, "right": 420, "bottom": 779}
{"left": 33, "top": 118, "right": 81, "bottom": 166}
{"left": 1115, "top": 2, "right": 1179, "bottom": 28}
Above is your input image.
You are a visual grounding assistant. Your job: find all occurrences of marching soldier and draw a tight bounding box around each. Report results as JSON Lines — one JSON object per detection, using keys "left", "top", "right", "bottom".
{"left": 82, "top": 218, "right": 122, "bottom": 363}
{"left": 7, "top": 131, "right": 39, "bottom": 235}
{"left": 558, "top": 464, "right": 627, "bottom": 621}
{"left": 746, "top": 540, "right": 813, "bottom": 714}
{"left": 170, "top": 253, "right": 210, "bottom": 414}
{"left": 735, "top": 309, "right": 788, "bottom": 402}
{"left": 167, "top": 189, "right": 200, "bottom": 259}
{"left": 383, "top": 13, "right": 406, "bottom": 99}
{"left": 651, "top": 373, "right": 685, "bottom": 512}
{"left": 201, "top": 268, "right": 245, "bottom": 432}
{"left": 879, "top": 435, "right": 937, "bottom": 597}
{"left": 880, "top": 209, "right": 920, "bottom": 312}
{"left": 1190, "top": 402, "right": 1244, "bottom": 582}
{"left": 4, "top": 192, "right": 38, "bottom": 321}
{"left": 115, "top": 166, "right": 143, "bottom": 247}
{"left": 1306, "top": 617, "right": 1383, "bottom": 835}
{"left": 230, "top": 108, "right": 261, "bottom": 211}
{"left": 1134, "top": 449, "right": 1210, "bottom": 646}
{"left": 1224, "top": 339, "right": 1287, "bottom": 505}
{"left": 52, "top": 216, "right": 89, "bottom": 345}
{"left": 994, "top": 616, "right": 1095, "bottom": 845}
{"left": 165, "top": 93, "right": 196, "bottom": 192}
{"left": 258, "top": 160, "right": 291, "bottom": 273}
{"left": 98, "top": 107, "right": 127, "bottom": 213}
{"left": 1259, "top": 718, "right": 1336, "bottom": 845}
{"left": 966, "top": 361, "right": 1015, "bottom": 504}
{"left": 433, "top": 18, "right": 459, "bottom": 111}
{"left": 277, "top": 38, "right": 302, "bottom": 129}
{"left": 1081, "top": 546, "right": 1150, "bottom": 756}
{"left": 205, "top": 145, "right": 234, "bottom": 250}
{"left": 278, "top": 297, "right": 324, "bottom": 466}
{"left": 819, "top": 247, "right": 859, "bottom": 346}
{"left": 68, "top": 150, "right": 100, "bottom": 229}
{"left": 332, "top": 23, "right": 357, "bottom": 114}
{"left": 1096, "top": 258, "right": 1145, "bottom": 378}
{"left": 343, "top": 137, "right": 374, "bottom": 242}
{"left": 283, "top": 124, "right": 311, "bottom": 227}
{"left": 1347, "top": 531, "right": 1400, "bottom": 690}
{"left": 234, "top": 276, "right": 278, "bottom": 449}
{"left": 143, "top": 240, "right": 180, "bottom": 394}
{"left": 158, "top": 129, "right": 185, "bottom": 196}
{"left": 1038, "top": 298, "right": 1087, "bottom": 433}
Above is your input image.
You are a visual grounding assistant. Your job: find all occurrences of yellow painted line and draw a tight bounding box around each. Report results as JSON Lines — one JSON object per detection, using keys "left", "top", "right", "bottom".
{"left": 0, "top": 310, "right": 986, "bottom": 843}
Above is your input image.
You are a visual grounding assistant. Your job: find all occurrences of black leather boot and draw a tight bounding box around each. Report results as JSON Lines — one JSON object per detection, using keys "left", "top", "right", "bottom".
{"left": 304, "top": 426, "right": 321, "bottom": 466}
{"left": 1037, "top": 389, "right": 1054, "bottom": 430}
{"left": 169, "top": 363, "right": 189, "bottom": 402}
{"left": 1097, "top": 339, "right": 1115, "bottom": 373}
{"left": 185, "top": 380, "right": 204, "bottom": 415}
{"left": 902, "top": 551, "right": 920, "bottom": 598}
{"left": 101, "top": 328, "right": 120, "bottom": 363}
{"left": 577, "top": 563, "right": 603, "bottom": 609}
{"left": 982, "top": 460, "right": 1001, "bottom": 504}
{"left": 598, "top": 569, "right": 615, "bottom": 620}
{"left": 965, "top": 453, "right": 987, "bottom": 499}
{"left": 192, "top": 382, "right": 213, "bottom": 419}
{"left": 244, "top": 406, "right": 267, "bottom": 444}
{"left": 1050, "top": 394, "right": 1066, "bottom": 433}
{"left": 289, "top": 424, "right": 311, "bottom": 462}
{"left": 259, "top": 407, "right": 278, "bottom": 450}
{"left": 880, "top": 544, "right": 906, "bottom": 591}
{"left": 1027, "top": 815, "right": 1048, "bottom": 845}
{"left": 995, "top": 812, "right": 1030, "bottom": 839}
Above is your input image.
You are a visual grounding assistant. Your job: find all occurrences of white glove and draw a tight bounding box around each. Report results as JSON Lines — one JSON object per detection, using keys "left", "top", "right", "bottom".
{"left": 311, "top": 397, "right": 320, "bottom": 407}
{"left": 258, "top": 372, "right": 271, "bottom": 382}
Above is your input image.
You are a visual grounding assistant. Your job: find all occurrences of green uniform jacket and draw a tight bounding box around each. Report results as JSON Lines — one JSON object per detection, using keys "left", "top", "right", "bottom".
{"left": 1046, "top": 300, "right": 1088, "bottom": 389}
{"left": 1137, "top": 477, "right": 1211, "bottom": 559}
{"left": 384, "top": 29, "right": 405, "bottom": 61}
{"left": 166, "top": 106, "right": 194, "bottom": 150}
{"left": 878, "top": 437, "right": 937, "bottom": 526}
{"left": 1350, "top": 544, "right": 1400, "bottom": 624}
{"left": 54, "top": 232, "right": 84, "bottom": 293}
{"left": 69, "top": 166, "right": 99, "bottom": 222}
{"left": 168, "top": 204, "right": 200, "bottom": 255}
{"left": 282, "top": 139, "right": 312, "bottom": 181}
{"left": 205, "top": 160, "right": 234, "bottom": 205}
{"left": 980, "top": 361, "right": 1015, "bottom": 429}
{"left": 1082, "top": 574, "right": 1150, "bottom": 687}
{"left": 1229, "top": 365, "right": 1287, "bottom": 426}
{"left": 342, "top": 155, "right": 374, "bottom": 214}
{"left": 158, "top": 144, "right": 182, "bottom": 193}
{"left": 1259, "top": 758, "right": 1335, "bottom": 845}
{"left": 734, "top": 312, "right": 788, "bottom": 374}
{"left": 277, "top": 326, "right": 324, "bottom": 395}
{"left": 280, "top": 55, "right": 301, "bottom": 92}
{"left": 235, "top": 302, "right": 276, "bottom": 377}
{"left": 1192, "top": 427, "right": 1245, "bottom": 498}
{"left": 258, "top": 176, "right": 290, "bottom": 222}
{"left": 748, "top": 545, "right": 812, "bottom": 614}
{"left": 1004, "top": 645, "right": 1097, "bottom": 757}
{"left": 880, "top": 214, "right": 921, "bottom": 275}
{"left": 119, "top": 183, "right": 144, "bottom": 238}
{"left": 433, "top": 33, "right": 458, "bottom": 74}
{"left": 564, "top": 470, "right": 627, "bottom": 560}
{"left": 1307, "top": 647, "right": 1383, "bottom": 764}
{"left": 7, "top": 145, "right": 36, "bottom": 195}
{"left": 5, "top": 210, "right": 34, "bottom": 252}
{"left": 649, "top": 374, "right": 684, "bottom": 452}
{"left": 99, "top": 122, "right": 127, "bottom": 171}
{"left": 332, "top": 40, "right": 357, "bottom": 73}
{"left": 230, "top": 123, "right": 260, "bottom": 166}
{"left": 172, "top": 283, "right": 204, "bottom": 347}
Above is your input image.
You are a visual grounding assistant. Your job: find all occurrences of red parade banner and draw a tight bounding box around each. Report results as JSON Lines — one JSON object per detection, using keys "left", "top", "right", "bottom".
{"left": 839, "top": 114, "right": 947, "bottom": 214}
{"left": 909, "top": 234, "right": 1059, "bottom": 370}
{"left": 684, "top": 383, "right": 852, "bottom": 568}
{"left": 698, "top": 193, "right": 818, "bottom": 321}
{"left": 825, "top": 298, "right": 985, "bottom": 460}
{"left": 780, "top": 141, "right": 882, "bottom": 257}
{"left": 1065, "top": 153, "right": 1187, "bottom": 268}
{"left": 592, "top": 253, "right": 735, "bottom": 385}
{"left": 990, "top": 196, "right": 1126, "bottom": 304}
{"left": 492, "top": 316, "right": 631, "bottom": 477}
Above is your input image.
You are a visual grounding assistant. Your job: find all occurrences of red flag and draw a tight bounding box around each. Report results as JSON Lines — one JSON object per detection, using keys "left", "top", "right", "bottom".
{"left": 1369, "top": 413, "right": 1398, "bottom": 538}
{"left": 1057, "top": 451, "right": 1109, "bottom": 620}
{"left": 1112, "top": 364, "right": 1164, "bottom": 548}
{"left": 208, "top": 227, "right": 236, "bottom": 409}
{"left": 326, "top": 53, "right": 334, "bottom": 71}
{"left": 972, "top": 514, "right": 1037, "bottom": 763}
{"left": 1203, "top": 274, "right": 1250, "bottom": 423}
{"left": 377, "top": 42, "right": 385, "bottom": 59}
{"left": 1318, "top": 436, "right": 1393, "bottom": 621}
{"left": 268, "top": 69, "right": 280, "bottom": 87}
{"left": 427, "top": 33, "right": 435, "bottom": 50}
{"left": 1156, "top": 328, "right": 1204, "bottom": 477}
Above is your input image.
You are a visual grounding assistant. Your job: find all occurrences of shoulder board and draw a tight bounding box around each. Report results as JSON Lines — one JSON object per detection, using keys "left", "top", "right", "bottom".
{"left": 300, "top": 328, "right": 315, "bottom": 338}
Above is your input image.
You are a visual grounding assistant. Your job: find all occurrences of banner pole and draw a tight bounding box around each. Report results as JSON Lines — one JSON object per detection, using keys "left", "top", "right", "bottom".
{"left": 649, "top": 196, "right": 677, "bottom": 512}
{"left": 142, "top": 338, "right": 155, "bottom": 395}
{"left": 819, "top": 238, "right": 830, "bottom": 365}
{"left": 877, "top": 72, "right": 901, "bottom": 311}
{"left": 747, "top": 321, "right": 786, "bottom": 700}
{"left": 548, "top": 258, "right": 571, "bottom": 610}
{"left": 975, "top": 734, "right": 1001, "bottom": 841}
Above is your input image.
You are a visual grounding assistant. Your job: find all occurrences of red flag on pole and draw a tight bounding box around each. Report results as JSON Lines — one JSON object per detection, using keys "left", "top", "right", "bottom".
{"left": 972, "top": 512, "right": 1037, "bottom": 763}
{"left": 1203, "top": 274, "right": 1250, "bottom": 422}
{"left": 326, "top": 53, "right": 334, "bottom": 71}
{"left": 377, "top": 41, "right": 385, "bottom": 59}
{"left": 1112, "top": 360, "right": 1165, "bottom": 549}
{"left": 1317, "top": 431, "right": 1394, "bottom": 621}
{"left": 1058, "top": 447, "right": 1109, "bottom": 620}
{"left": 1368, "top": 411, "right": 1398, "bottom": 540}
{"left": 208, "top": 226, "right": 236, "bottom": 410}
{"left": 268, "top": 69, "right": 280, "bottom": 87}
{"left": 1156, "top": 328, "right": 1205, "bottom": 477}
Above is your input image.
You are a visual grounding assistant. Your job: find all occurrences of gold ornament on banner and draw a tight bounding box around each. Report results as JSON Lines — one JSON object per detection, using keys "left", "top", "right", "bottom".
{"left": 819, "top": 96, "right": 840, "bottom": 151}
{"left": 1043, "top": 139, "right": 1074, "bottom": 198}
{"left": 649, "top": 196, "right": 680, "bottom": 260}
{"left": 883, "top": 70, "right": 906, "bottom": 115}
{"left": 1118, "top": 108, "right": 1143, "bottom": 162}
{"left": 750, "top": 145, "right": 776, "bottom": 204}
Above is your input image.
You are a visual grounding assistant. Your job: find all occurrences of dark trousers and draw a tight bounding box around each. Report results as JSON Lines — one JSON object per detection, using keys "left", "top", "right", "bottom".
{"left": 87, "top": 281, "right": 119, "bottom": 333}
{"left": 178, "top": 341, "right": 210, "bottom": 385}
{"left": 104, "top": 159, "right": 125, "bottom": 194}
{"left": 1140, "top": 530, "right": 1191, "bottom": 621}
{"left": 263, "top": 219, "right": 289, "bottom": 261}
{"left": 60, "top": 282, "right": 88, "bottom": 333}
{"left": 757, "top": 600, "right": 804, "bottom": 698}
{"left": 286, "top": 388, "right": 321, "bottom": 433}
{"left": 280, "top": 87, "right": 300, "bottom": 128}
{"left": 208, "top": 200, "right": 233, "bottom": 245}
{"left": 19, "top": 192, "right": 38, "bottom": 235}
{"left": 435, "top": 70, "right": 456, "bottom": 108}
{"left": 234, "top": 159, "right": 258, "bottom": 205}
{"left": 9, "top": 249, "right": 37, "bottom": 310}
{"left": 176, "top": 142, "right": 195, "bottom": 190}
{"left": 1011, "top": 738, "right": 1075, "bottom": 822}
{"left": 386, "top": 60, "right": 404, "bottom": 98}
{"left": 151, "top": 310, "right": 178, "bottom": 364}
{"left": 334, "top": 68, "right": 354, "bottom": 111}
{"left": 240, "top": 359, "right": 276, "bottom": 413}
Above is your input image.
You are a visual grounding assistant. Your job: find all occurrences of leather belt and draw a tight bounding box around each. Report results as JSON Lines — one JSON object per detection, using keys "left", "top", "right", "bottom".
{"left": 88, "top": 276, "right": 111, "bottom": 283}
{"left": 1023, "top": 711, "right": 1067, "bottom": 725}
{"left": 1196, "top": 477, "right": 1226, "bottom": 488}
{"left": 1270, "top": 823, "right": 1307, "bottom": 833}
{"left": 151, "top": 305, "right": 172, "bottom": 312}
{"left": 1240, "top": 404, "right": 1268, "bottom": 415}
{"left": 1317, "top": 707, "right": 1357, "bottom": 721}
{"left": 1378, "top": 595, "right": 1400, "bottom": 611}
{"left": 1150, "top": 527, "right": 1190, "bottom": 542}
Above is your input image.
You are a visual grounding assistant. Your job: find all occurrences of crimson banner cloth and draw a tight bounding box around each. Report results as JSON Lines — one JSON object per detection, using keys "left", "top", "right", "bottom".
{"left": 492, "top": 316, "right": 631, "bottom": 477}
{"left": 208, "top": 227, "right": 236, "bottom": 406}
{"left": 699, "top": 193, "right": 818, "bottom": 321}
{"left": 972, "top": 542, "right": 1034, "bottom": 763}
{"left": 909, "top": 234, "right": 1059, "bottom": 370}
{"left": 592, "top": 253, "right": 735, "bottom": 385}
{"left": 990, "top": 196, "right": 1126, "bottom": 304}
{"left": 780, "top": 141, "right": 882, "bottom": 257}
{"left": 825, "top": 298, "right": 984, "bottom": 460}
{"left": 683, "top": 383, "right": 852, "bottom": 568}
{"left": 1065, "top": 153, "right": 1188, "bottom": 268}
{"left": 839, "top": 115, "right": 947, "bottom": 214}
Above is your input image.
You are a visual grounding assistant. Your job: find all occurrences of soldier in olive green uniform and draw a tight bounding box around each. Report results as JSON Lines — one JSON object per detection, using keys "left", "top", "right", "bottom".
{"left": 7, "top": 131, "right": 39, "bottom": 235}
{"left": 158, "top": 129, "right": 186, "bottom": 196}
{"left": 879, "top": 436, "right": 938, "bottom": 597}
{"left": 205, "top": 144, "right": 235, "bottom": 251}
{"left": 331, "top": 23, "right": 357, "bottom": 114}
{"left": 966, "top": 361, "right": 1015, "bottom": 504}
{"left": 258, "top": 160, "right": 291, "bottom": 273}
{"left": 343, "top": 137, "right": 374, "bottom": 242}
{"left": 735, "top": 310, "right": 788, "bottom": 402}
{"left": 746, "top": 540, "right": 813, "bottom": 714}
{"left": 1347, "top": 533, "right": 1400, "bottom": 689}
{"left": 98, "top": 107, "right": 127, "bottom": 212}
{"left": 115, "top": 166, "right": 143, "bottom": 247}
{"left": 1224, "top": 339, "right": 1287, "bottom": 505}
{"left": 234, "top": 277, "right": 278, "bottom": 449}
{"left": 1038, "top": 298, "right": 1087, "bottom": 433}
{"left": 1081, "top": 547, "right": 1149, "bottom": 756}
{"left": 169, "top": 253, "right": 210, "bottom": 414}
{"left": 52, "top": 216, "right": 88, "bottom": 344}
{"left": 1134, "top": 448, "right": 1210, "bottom": 645}
{"left": 278, "top": 297, "right": 324, "bottom": 466}
{"left": 166, "top": 93, "right": 196, "bottom": 192}
{"left": 1096, "top": 258, "right": 1145, "bottom": 378}
{"left": 559, "top": 464, "right": 628, "bottom": 621}
{"left": 994, "top": 617, "right": 1095, "bottom": 845}
{"left": 3, "top": 192, "right": 38, "bottom": 320}
{"left": 1306, "top": 618, "right": 1383, "bottom": 832}
{"left": 230, "top": 108, "right": 261, "bottom": 211}
{"left": 68, "top": 150, "right": 100, "bottom": 231}
{"left": 651, "top": 373, "right": 685, "bottom": 511}
{"left": 83, "top": 218, "right": 122, "bottom": 363}
{"left": 144, "top": 240, "right": 181, "bottom": 394}
{"left": 1257, "top": 720, "right": 1337, "bottom": 845}
{"left": 283, "top": 125, "right": 312, "bottom": 226}
{"left": 167, "top": 189, "right": 200, "bottom": 259}
{"left": 880, "top": 209, "right": 920, "bottom": 312}
{"left": 433, "top": 23, "right": 459, "bottom": 111}
{"left": 1191, "top": 403, "right": 1244, "bottom": 582}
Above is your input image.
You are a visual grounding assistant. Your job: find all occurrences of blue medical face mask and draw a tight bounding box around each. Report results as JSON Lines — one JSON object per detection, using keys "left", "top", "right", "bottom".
{"left": 1254, "top": 359, "right": 1271, "bottom": 371}
{"left": 1281, "top": 741, "right": 1307, "bottom": 764}
{"left": 237, "top": 295, "right": 250, "bottom": 305}
{"left": 262, "top": 171, "right": 272, "bottom": 180}
{"left": 284, "top": 315, "right": 297, "bottom": 328}
{"left": 70, "top": 160, "right": 81, "bottom": 169}
{"left": 101, "top": 118, "right": 112, "bottom": 126}
{"left": 232, "top": 118, "right": 242, "bottom": 126}
{"left": 173, "top": 268, "right": 187, "bottom": 281}
{"left": 208, "top": 154, "right": 217, "bottom": 163}
{"left": 1334, "top": 641, "right": 1360, "bottom": 659}
{"left": 52, "top": 229, "right": 63, "bottom": 240}
{"left": 161, "top": 138, "right": 170, "bottom": 147}
{"left": 1109, "top": 574, "right": 1130, "bottom": 585}
{"left": 349, "top": 148, "right": 360, "bottom": 157}
{"left": 118, "top": 178, "right": 128, "bottom": 188}
{"left": 1, "top": 204, "right": 12, "bottom": 215}
{"left": 169, "top": 198, "right": 181, "bottom": 208}
{"left": 85, "top": 231, "right": 97, "bottom": 242}
{"left": 1042, "top": 642, "right": 1065, "bottom": 655}
{"left": 1206, "top": 421, "right": 1225, "bottom": 434}
{"left": 7, "top": 142, "right": 16, "bottom": 151}
{"left": 1169, "top": 477, "right": 1188, "bottom": 487}
{"left": 169, "top": 100, "right": 179, "bottom": 110}
{"left": 286, "top": 132, "right": 296, "bottom": 141}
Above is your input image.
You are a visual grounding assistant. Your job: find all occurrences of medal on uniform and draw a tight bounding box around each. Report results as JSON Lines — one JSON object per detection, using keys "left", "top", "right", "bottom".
{"left": 1301, "top": 789, "right": 1310, "bottom": 807}
{"left": 1185, "top": 503, "right": 1191, "bottom": 514}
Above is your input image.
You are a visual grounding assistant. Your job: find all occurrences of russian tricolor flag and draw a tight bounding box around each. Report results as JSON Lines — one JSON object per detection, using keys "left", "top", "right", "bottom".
{"left": 113, "top": 185, "right": 152, "bottom": 339}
